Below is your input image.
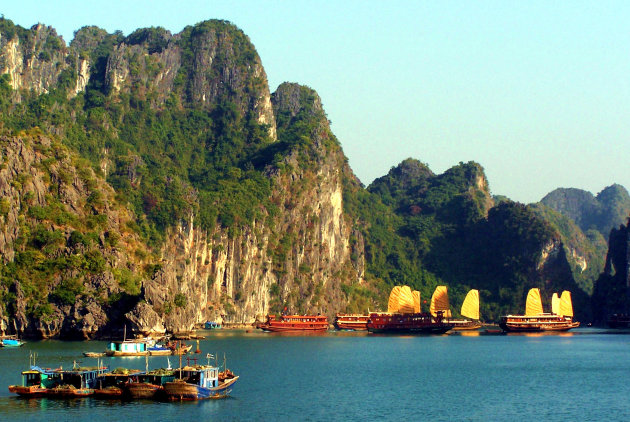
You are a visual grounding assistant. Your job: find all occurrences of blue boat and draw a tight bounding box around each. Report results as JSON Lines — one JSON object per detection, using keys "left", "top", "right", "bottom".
{"left": 105, "top": 339, "right": 154, "bottom": 356}
{"left": 163, "top": 362, "right": 238, "bottom": 400}
{"left": 204, "top": 321, "right": 222, "bottom": 329}
{"left": 47, "top": 364, "right": 109, "bottom": 398}
{"left": 8, "top": 366, "right": 61, "bottom": 397}
{"left": 1, "top": 338, "right": 25, "bottom": 347}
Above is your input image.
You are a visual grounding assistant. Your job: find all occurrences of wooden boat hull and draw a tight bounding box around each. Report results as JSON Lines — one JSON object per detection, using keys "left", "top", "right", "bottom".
{"left": 335, "top": 323, "right": 368, "bottom": 330}
{"left": 46, "top": 387, "right": 94, "bottom": 398}
{"left": 367, "top": 325, "right": 452, "bottom": 334}
{"left": 8, "top": 385, "right": 48, "bottom": 397}
{"left": 258, "top": 325, "right": 328, "bottom": 332}
{"left": 124, "top": 382, "right": 162, "bottom": 400}
{"left": 171, "top": 344, "right": 193, "bottom": 355}
{"left": 499, "top": 321, "right": 580, "bottom": 332}
{"left": 499, "top": 317, "right": 580, "bottom": 332}
{"left": 334, "top": 314, "right": 369, "bottom": 331}
{"left": 450, "top": 321, "right": 483, "bottom": 331}
{"left": 367, "top": 312, "right": 453, "bottom": 334}
{"left": 105, "top": 350, "right": 148, "bottom": 357}
{"left": 83, "top": 352, "right": 105, "bottom": 357}
{"left": 93, "top": 387, "right": 123, "bottom": 399}
{"left": 148, "top": 349, "right": 172, "bottom": 356}
{"left": 164, "top": 376, "right": 238, "bottom": 401}
{"left": 257, "top": 315, "right": 329, "bottom": 332}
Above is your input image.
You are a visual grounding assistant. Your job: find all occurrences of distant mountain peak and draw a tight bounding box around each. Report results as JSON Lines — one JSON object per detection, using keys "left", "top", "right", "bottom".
{"left": 540, "top": 184, "right": 630, "bottom": 236}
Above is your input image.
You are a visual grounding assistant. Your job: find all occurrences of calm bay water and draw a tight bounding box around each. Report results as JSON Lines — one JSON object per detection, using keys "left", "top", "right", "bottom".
{"left": 1, "top": 328, "right": 629, "bottom": 421}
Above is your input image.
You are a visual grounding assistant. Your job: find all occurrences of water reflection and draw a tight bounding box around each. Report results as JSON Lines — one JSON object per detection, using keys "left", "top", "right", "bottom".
{"left": 455, "top": 330, "right": 481, "bottom": 337}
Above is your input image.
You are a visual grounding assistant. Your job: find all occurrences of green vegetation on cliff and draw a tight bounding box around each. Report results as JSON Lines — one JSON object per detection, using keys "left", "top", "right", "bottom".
{"left": 0, "top": 16, "right": 606, "bottom": 333}
{"left": 541, "top": 185, "right": 630, "bottom": 238}
{"left": 343, "top": 158, "right": 590, "bottom": 321}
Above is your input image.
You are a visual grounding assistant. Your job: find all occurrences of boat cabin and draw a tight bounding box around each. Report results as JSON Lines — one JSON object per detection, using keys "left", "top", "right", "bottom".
{"left": 57, "top": 367, "right": 108, "bottom": 389}
{"left": 96, "top": 369, "right": 143, "bottom": 389}
{"left": 140, "top": 369, "right": 176, "bottom": 385}
{"left": 107, "top": 340, "right": 149, "bottom": 354}
{"left": 175, "top": 365, "right": 219, "bottom": 389}
{"left": 20, "top": 366, "right": 61, "bottom": 388}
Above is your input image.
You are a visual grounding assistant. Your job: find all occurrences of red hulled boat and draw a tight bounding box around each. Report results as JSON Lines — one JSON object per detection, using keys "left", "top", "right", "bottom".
{"left": 365, "top": 285, "right": 453, "bottom": 334}
{"left": 367, "top": 311, "right": 453, "bottom": 334}
{"left": 257, "top": 315, "right": 328, "bottom": 332}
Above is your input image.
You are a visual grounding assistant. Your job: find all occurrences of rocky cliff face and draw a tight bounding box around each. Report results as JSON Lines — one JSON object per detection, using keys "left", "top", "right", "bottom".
{"left": 103, "top": 23, "right": 276, "bottom": 139}
{"left": 127, "top": 84, "right": 364, "bottom": 333}
{"left": 592, "top": 219, "right": 630, "bottom": 322}
{"left": 0, "top": 133, "right": 148, "bottom": 338}
{"left": 0, "top": 21, "right": 93, "bottom": 102}
{"left": 0, "top": 16, "right": 598, "bottom": 335}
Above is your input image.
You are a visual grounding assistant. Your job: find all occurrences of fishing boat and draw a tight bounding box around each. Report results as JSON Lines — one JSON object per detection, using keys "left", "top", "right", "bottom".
{"left": 334, "top": 314, "right": 369, "bottom": 330}
{"left": 45, "top": 364, "right": 108, "bottom": 398}
{"left": 257, "top": 314, "right": 328, "bottom": 332}
{"left": 8, "top": 366, "right": 61, "bottom": 397}
{"left": 124, "top": 368, "right": 175, "bottom": 400}
{"left": 1, "top": 336, "right": 25, "bottom": 347}
{"left": 103, "top": 326, "right": 159, "bottom": 357}
{"left": 163, "top": 356, "right": 238, "bottom": 401}
{"left": 83, "top": 352, "right": 105, "bottom": 358}
{"left": 449, "top": 289, "right": 483, "bottom": 330}
{"left": 607, "top": 314, "right": 630, "bottom": 328}
{"left": 499, "top": 288, "right": 580, "bottom": 332}
{"left": 105, "top": 339, "right": 153, "bottom": 356}
{"left": 94, "top": 368, "right": 143, "bottom": 399}
{"left": 170, "top": 341, "right": 193, "bottom": 355}
{"left": 147, "top": 345, "right": 172, "bottom": 356}
{"left": 366, "top": 286, "right": 453, "bottom": 334}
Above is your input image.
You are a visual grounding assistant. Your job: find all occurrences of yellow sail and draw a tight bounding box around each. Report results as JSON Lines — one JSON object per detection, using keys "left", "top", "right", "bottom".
{"left": 525, "top": 288, "right": 543, "bottom": 316}
{"left": 398, "top": 286, "right": 415, "bottom": 314}
{"left": 430, "top": 286, "right": 452, "bottom": 318}
{"left": 551, "top": 293, "right": 560, "bottom": 315}
{"left": 460, "top": 289, "right": 480, "bottom": 320}
{"left": 559, "top": 291, "right": 574, "bottom": 317}
{"left": 387, "top": 285, "right": 415, "bottom": 314}
{"left": 413, "top": 290, "right": 421, "bottom": 313}
{"left": 388, "top": 286, "right": 403, "bottom": 313}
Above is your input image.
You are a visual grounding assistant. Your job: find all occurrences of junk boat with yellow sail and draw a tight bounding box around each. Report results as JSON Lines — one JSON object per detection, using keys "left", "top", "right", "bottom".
{"left": 366, "top": 285, "right": 453, "bottom": 334}
{"left": 499, "top": 288, "right": 580, "bottom": 332}
{"left": 429, "top": 286, "right": 482, "bottom": 330}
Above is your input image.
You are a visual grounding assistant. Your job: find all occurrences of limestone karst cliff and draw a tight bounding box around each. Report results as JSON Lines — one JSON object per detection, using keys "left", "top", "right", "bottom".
{"left": 0, "top": 16, "right": 600, "bottom": 336}
{"left": 0, "top": 132, "right": 149, "bottom": 338}
{"left": 592, "top": 218, "right": 630, "bottom": 323}
{"left": 0, "top": 18, "right": 365, "bottom": 336}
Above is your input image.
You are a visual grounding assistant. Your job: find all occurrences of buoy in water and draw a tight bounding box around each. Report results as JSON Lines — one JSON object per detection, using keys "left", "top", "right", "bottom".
{"left": 195, "top": 339, "right": 201, "bottom": 354}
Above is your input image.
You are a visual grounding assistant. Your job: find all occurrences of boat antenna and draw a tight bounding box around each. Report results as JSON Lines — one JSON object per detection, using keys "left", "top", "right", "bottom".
{"left": 178, "top": 342, "right": 183, "bottom": 379}
{"left": 123, "top": 325, "right": 127, "bottom": 342}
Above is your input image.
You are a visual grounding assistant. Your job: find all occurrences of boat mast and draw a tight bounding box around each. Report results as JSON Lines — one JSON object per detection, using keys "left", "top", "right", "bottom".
{"left": 178, "top": 342, "right": 182, "bottom": 379}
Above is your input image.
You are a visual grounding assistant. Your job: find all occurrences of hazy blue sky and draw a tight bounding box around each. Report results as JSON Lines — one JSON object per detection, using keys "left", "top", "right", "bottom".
{"left": 2, "top": 1, "right": 629, "bottom": 203}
